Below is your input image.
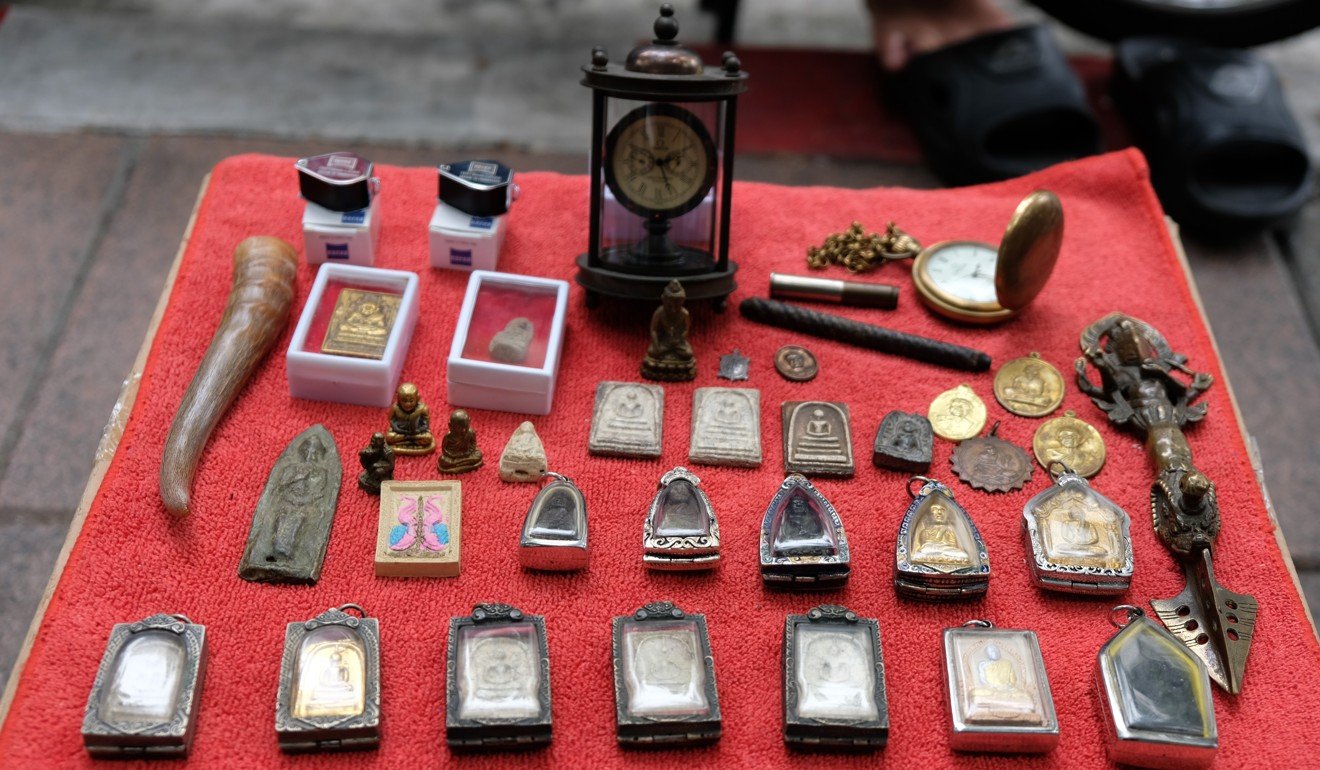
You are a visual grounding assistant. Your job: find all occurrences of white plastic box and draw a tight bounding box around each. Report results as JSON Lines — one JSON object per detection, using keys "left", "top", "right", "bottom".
{"left": 428, "top": 201, "right": 506, "bottom": 272}
{"left": 286, "top": 264, "right": 420, "bottom": 407}
{"left": 302, "top": 197, "right": 382, "bottom": 266}
{"left": 446, "top": 271, "right": 569, "bottom": 415}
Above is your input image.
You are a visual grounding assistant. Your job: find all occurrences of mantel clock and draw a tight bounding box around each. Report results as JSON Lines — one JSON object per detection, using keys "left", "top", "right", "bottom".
{"left": 577, "top": 4, "right": 748, "bottom": 310}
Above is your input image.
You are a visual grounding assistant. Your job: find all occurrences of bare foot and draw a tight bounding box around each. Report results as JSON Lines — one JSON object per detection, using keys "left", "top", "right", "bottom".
{"left": 867, "top": 0, "right": 1014, "bottom": 72}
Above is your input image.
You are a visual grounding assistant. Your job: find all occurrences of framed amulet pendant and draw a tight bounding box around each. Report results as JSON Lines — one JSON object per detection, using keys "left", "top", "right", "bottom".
{"left": 518, "top": 472, "right": 588, "bottom": 571}
{"left": 1023, "top": 464, "right": 1133, "bottom": 594}
{"left": 644, "top": 467, "right": 720, "bottom": 570}
{"left": 612, "top": 601, "right": 722, "bottom": 747}
{"left": 782, "top": 605, "right": 889, "bottom": 749}
{"left": 81, "top": 614, "right": 207, "bottom": 758}
{"left": 942, "top": 620, "right": 1059, "bottom": 753}
{"left": 1097, "top": 606, "right": 1217, "bottom": 769}
{"left": 446, "top": 603, "right": 552, "bottom": 750}
{"left": 895, "top": 477, "right": 990, "bottom": 601}
{"left": 275, "top": 604, "right": 381, "bottom": 753}
{"left": 759, "top": 474, "right": 851, "bottom": 590}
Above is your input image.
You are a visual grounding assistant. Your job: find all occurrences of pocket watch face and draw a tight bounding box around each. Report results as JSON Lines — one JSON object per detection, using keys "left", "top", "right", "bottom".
{"left": 604, "top": 103, "right": 717, "bottom": 220}
{"left": 924, "top": 243, "right": 998, "bottom": 304}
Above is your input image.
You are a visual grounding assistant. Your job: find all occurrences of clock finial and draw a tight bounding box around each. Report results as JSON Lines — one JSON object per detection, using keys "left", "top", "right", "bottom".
{"left": 655, "top": 4, "right": 679, "bottom": 42}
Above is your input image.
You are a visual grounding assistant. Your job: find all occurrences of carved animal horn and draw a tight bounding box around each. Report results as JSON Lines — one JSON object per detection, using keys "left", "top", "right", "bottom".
{"left": 159, "top": 236, "right": 298, "bottom": 516}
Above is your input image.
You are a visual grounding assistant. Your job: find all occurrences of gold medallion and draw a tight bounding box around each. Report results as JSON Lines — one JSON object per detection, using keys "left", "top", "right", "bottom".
{"left": 993, "top": 352, "right": 1064, "bottom": 417}
{"left": 928, "top": 384, "right": 987, "bottom": 441}
{"left": 321, "top": 288, "right": 402, "bottom": 360}
{"left": 1032, "top": 410, "right": 1106, "bottom": 478}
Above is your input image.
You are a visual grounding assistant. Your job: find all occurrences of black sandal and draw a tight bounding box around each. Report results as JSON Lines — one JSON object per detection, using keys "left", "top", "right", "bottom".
{"left": 1114, "top": 37, "right": 1313, "bottom": 234}
{"left": 892, "top": 24, "right": 1101, "bottom": 186}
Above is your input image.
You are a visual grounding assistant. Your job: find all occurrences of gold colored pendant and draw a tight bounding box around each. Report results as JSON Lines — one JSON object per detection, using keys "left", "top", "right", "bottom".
{"left": 942, "top": 620, "right": 1059, "bottom": 753}
{"left": 320, "top": 288, "right": 401, "bottom": 360}
{"left": 275, "top": 605, "right": 380, "bottom": 753}
{"left": 1032, "top": 410, "right": 1106, "bottom": 478}
{"left": 993, "top": 352, "right": 1064, "bottom": 417}
{"left": 895, "top": 477, "right": 990, "bottom": 600}
{"left": 81, "top": 614, "right": 207, "bottom": 758}
{"left": 928, "top": 384, "right": 987, "bottom": 441}
{"left": 1097, "top": 606, "right": 1217, "bottom": 768}
{"left": 1023, "top": 465, "right": 1133, "bottom": 594}
{"left": 950, "top": 422, "right": 1033, "bottom": 493}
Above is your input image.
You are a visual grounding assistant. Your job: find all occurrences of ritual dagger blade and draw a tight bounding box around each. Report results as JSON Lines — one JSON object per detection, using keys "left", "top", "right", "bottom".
{"left": 1077, "top": 312, "right": 1256, "bottom": 694}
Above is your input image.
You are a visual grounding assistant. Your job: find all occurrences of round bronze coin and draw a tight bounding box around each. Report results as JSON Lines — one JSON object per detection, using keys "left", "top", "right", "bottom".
{"left": 928, "top": 384, "right": 987, "bottom": 441}
{"left": 993, "top": 352, "right": 1065, "bottom": 417}
{"left": 775, "top": 345, "right": 818, "bottom": 382}
{"left": 1032, "top": 410, "right": 1106, "bottom": 478}
{"left": 950, "top": 425, "right": 1033, "bottom": 493}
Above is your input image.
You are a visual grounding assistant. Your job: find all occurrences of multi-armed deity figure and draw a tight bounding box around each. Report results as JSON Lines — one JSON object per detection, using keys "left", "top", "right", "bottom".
{"left": 1076, "top": 312, "right": 1255, "bottom": 694}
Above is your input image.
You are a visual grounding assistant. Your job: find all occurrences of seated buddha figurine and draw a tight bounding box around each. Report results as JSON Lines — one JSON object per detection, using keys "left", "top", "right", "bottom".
{"left": 773, "top": 494, "right": 834, "bottom": 557}
{"left": 384, "top": 383, "right": 435, "bottom": 456}
{"left": 438, "top": 409, "right": 483, "bottom": 474}
{"left": 968, "top": 644, "right": 1038, "bottom": 723}
{"left": 640, "top": 280, "right": 697, "bottom": 382}
{"left": 910, "top": 503, "right": 971, "bottom": 568}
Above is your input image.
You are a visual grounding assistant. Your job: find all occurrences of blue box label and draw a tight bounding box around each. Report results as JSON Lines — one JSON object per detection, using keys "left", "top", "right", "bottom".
{"left": 326, "top": 243, "right": 350, "bottom": 260}
{"left": 340, "top": 209, "right": 367, "bottom": 225}
{"left": 469, "top": 216, "right": 494, "bottom": 230}
{"left": 450, "top": 248, "right": 473, "bottom": 266}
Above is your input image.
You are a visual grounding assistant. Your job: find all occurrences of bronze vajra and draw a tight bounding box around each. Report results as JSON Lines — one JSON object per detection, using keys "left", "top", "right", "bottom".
{"left": 1075, "top": 312, "right": 1256, "bottom": 694}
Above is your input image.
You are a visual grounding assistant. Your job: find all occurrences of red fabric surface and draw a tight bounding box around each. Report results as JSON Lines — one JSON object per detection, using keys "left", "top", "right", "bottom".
{"left": 2, "top": 151, "right": 1318, "bottom": 769}
{"left": 693, "top": 45, "right": 1131, "bottom": 161}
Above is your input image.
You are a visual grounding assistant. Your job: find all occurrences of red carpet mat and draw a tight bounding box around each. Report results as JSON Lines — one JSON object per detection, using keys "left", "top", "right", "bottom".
{"left": 697, "top": 46, "right": 1131, "bottom": 161}
{"left": 2, "top": 150, "right": 1317, "bottom": 768}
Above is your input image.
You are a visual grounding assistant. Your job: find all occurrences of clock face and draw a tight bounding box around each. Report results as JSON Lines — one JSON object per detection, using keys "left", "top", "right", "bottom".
{"left": 923, "top": 243, "right": 999, "bottom": 303}
{"left": 604, "top": 103, "right": 717, "bottom": 220}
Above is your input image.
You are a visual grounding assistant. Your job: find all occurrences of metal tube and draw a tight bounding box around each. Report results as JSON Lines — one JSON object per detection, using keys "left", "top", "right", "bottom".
{"left": 769, "top": 273, "right": 899, "bottom": 309}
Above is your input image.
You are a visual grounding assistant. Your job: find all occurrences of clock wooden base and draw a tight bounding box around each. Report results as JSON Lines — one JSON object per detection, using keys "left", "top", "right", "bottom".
{"left": 575, "top": 253, "right": 738, "bottom": 310}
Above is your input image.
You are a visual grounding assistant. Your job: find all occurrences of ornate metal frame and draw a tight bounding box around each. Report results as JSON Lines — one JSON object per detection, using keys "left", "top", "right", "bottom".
{"left": 82, "top": 614, "right": 207, "bottom": 758}
{"left": 275, "top": 606, "right": 381, "bottom": 753}
{"left": 1022, "top": 471, "right": 1134, "bottom": 594}
{"left": 782, "top": 605, "right": 888, "bottom": 749}
{"left": 643, "top": 467, "right": 720, "bottom": 570}
{"left": 895, "top": 478, "right": 990, "bottom": 601}
{"left": 612, "top": 601, "right": 721, "bottom": 746}
{"left": 759, "top": 474, "right": 851, "bottom": 591}
{"left": 942, "top": 623, "right": 1059, "bottom": 753}
{"left": 446, "top": 603, "right": 552, "bottom": 749}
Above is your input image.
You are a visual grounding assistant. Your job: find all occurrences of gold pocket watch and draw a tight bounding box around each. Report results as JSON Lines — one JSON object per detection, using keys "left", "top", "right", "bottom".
{"left": 911, "top": 191, "right": 1063, "bottom": 325}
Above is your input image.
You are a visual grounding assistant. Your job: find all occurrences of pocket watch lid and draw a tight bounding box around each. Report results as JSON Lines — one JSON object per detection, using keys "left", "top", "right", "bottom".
{"left": 995, "top": 190, "right": 1063, "bottom": 311}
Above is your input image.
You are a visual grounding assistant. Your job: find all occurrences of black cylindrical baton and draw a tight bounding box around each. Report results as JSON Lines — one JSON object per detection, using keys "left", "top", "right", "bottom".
{"left": 739, "top": 297, "right": 991, "bottom": 372}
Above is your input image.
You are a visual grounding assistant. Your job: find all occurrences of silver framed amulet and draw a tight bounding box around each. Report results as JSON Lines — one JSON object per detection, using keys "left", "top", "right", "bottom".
{"left": 81, "top": 614, "right": 207, "bottom": 758}
{"left": 519, "top": 472, "right": 588, "bottom": 571}
{"left": 1097, "top": 606, "right": 1217, "bottom": 769}
{"left": 895, "top": 477, "right": 990, "bottom": 601}
{"left": 1023, "top": 466, "right": 1134, "bottom": 594}
{"left": 782, "top": 605, "right": 889, "bottom": 750}
{"left": 446, "top": 603, "right": 552, "bottom": 750}
{"left": 612, "top": 601, "right": 722, "bottom": 747}
{"left": 759, "top": 474, "right": 851, "bottom": 591}
{"left": 644, "top": 467, "right": 720, "bottom": 570}
{"left": 942, "top": 621, "right": 1059, "bottom": 753}
{"left": 275, "top": 604, "right": 381, "bottom": 753}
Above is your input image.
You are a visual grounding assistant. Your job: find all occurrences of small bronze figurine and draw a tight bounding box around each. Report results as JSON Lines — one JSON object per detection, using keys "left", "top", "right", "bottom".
{"left": 641, "top": 280, "right": 697, "bottom": 382}
{"left": 357, "top": 432, "right": 395, "bottom": 494}
{"left": 438, "top": 410, "right": 483, "bottom": 474}
{"left": 1077, "top": 312, "right": 1255, "bottom": 694}
{"left": 384, "top": 382, "right": 435, "bottom": 456}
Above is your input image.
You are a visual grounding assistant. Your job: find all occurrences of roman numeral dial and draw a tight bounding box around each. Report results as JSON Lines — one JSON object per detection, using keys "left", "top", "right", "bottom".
{"left": 604, "top": 103, "right": 717, "bottom": 220}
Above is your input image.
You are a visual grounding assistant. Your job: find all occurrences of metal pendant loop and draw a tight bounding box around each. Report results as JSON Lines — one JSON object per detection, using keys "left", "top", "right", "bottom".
{"left": 1046, "top": 459, "right": 1075, "bottom": 479}
{"left": 542, "top": 470, "right": 570, "bottom": 485}
{"left": 336, "top": 603, "right": 367, "bottom": 618}
{"left": 907, "top": 475, "right": 936, "bottom": 499}
{"left": 1108, "top": 604, "right": 1143, "bottom": 628}
{"left": 961, "top": 619, "right": 993, "bottom": 628}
